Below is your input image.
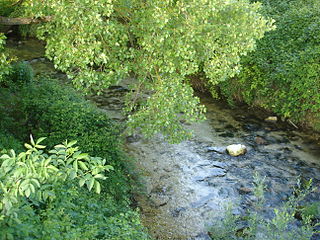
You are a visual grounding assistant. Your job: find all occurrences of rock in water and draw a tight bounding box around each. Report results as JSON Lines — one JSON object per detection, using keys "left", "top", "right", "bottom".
{"left": 226, "top": 144, "right": 247, "bottom": 156}
{"left": 265, "top": 116, "right": 277, "bottom": 123}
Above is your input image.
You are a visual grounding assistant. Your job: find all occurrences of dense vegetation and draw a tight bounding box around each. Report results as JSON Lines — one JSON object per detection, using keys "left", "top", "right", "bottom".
{"left": 219, "top": 0, "right": 320, "bottom": 131}
{"left": 1, "top": 0, "right": 320, "bottom": 239}
{"left": 0, "top": 0, "right": 274, "bottom": 142}
{"left": 0, "top": 64, "right": 150, "bottom": 239}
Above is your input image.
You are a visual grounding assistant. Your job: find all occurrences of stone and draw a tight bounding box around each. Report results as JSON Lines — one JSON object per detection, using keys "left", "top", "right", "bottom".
{"left": 265, "top": 116, "right": 278, "bottom": 123}
{"left": 207, "top": 146, "right": 226, "bottom": 154}
{"left": 208, "top": 168, "right": 227, "bottom": 177}
{"left": 238, "top": 187, "right": 252, "bottom": 195}
{"left": 255, "top": 136, "right": 267, "bottom": 145}
{"left": 226, "top": 144, "right": 247, "bottom": 156}
{"left": 126, "top": 134, "right": 141, "bottom": 143}
{"left": 171, "top": 207, "right": 187, "bottom": 217}
{"left": 191, "top": 193, "right": 216, "bottom": 208}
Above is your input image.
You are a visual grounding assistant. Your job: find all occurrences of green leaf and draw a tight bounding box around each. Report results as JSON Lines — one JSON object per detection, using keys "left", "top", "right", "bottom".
{"left": 67, "top": 140, "right": 77, "bottom": 148}
{"left": 79, "top": 178, "right": 86, "bottom": 187}
{"left": 94, "top": 174, "right": 107, "bottom": 180}
{"left": 36, "top": 137, "right": 47, "bottom": 145}
{"left": 73, "top": 160, "right": 78, "bottom": 172}
{"left": 25, "top": 188, "right": 31, "bottom": 198}
{"left": 31, "top": 179, "right": 41, "bottom": 188}
{"left": 35, "top": 144, "right": 46, "bottom": 149}
{"left": 24, "top": 143, "right": 33, "bottom": 150}
{"left": 78, "top": 161, "right": 88, "bottom": 171}
{"left": 87, "top": 178, "right": 95, "bottom": 192}
{"left": 75, "top": 153, "right": 89, "bottom": 160}
{"left": 69, "top": 170, "right": 77, "bottom": 180}
{"left": 94, "top": 181, "right": 101, "bottom": 194}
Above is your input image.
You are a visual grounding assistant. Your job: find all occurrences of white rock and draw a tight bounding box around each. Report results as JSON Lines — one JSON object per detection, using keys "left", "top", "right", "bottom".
{"left": 226, "top": 144, "right": 247, "bottom": 157}
{"left": 265, "top": 116, "right": 277, "bottom": 122}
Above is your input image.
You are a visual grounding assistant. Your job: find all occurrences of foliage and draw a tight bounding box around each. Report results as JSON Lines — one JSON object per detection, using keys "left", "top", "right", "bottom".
{"left": 0, "top": 77, "right": 150, "bottom": 239}
{"left": 0, "top": 33, "right": 11, "bottom": 83}
{"left": 0, "top": 0, "right": 16, "bottom": 17}
{"left": 0, "top": 136, "right": 113, "bottom": 217}
{"left": 210, "top": 174, "right": 318, "bottom": 240}
{"left": 19, "top": 79, "right": 120, "bottom": 161}
{"left": 219, "top": 0, "right": 320, "bottom": 129}
{"left": 0, "top": 132, "right": 23, "bottom": 153}
{"left": 0, "top": 77, "right": 131, "bottom": 200}
{"left": 301, "top": 201, "right": 320, "bottom": 220}
{"left": 10, "top": 0, "right": 274, "bottom": 141}
{"left": 0, "top": 138, "right": 150, "bottom": 240}
{"left": 7, "top": 61, "right": 34, "bottom": 87}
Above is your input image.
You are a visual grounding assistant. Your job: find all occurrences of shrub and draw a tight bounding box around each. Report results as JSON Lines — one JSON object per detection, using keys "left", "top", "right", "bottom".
{"left": 0, "top": 131, "right": 23, "bottom": 153}
{"left": 219, "top": 0, "right": 320, "bottom": 130}
{"left": 14, "top": 77, "right": 133, "bottom": 202}
{"left": 209, "top": 174, "right": 318, "bottom": 240}
{"left": 0, "top": 138, "right": 150, "bottom": 240}
{"left": 7, "top": 61, "right": 34, "bottom": 87}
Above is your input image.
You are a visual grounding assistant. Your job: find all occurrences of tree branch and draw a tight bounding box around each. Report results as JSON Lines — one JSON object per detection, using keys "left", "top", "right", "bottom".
{"left": 0, "top": 16, "right": 53, "bottom": 26}
{"left": 10, "top": 0, "right": 25, "bottom": 7}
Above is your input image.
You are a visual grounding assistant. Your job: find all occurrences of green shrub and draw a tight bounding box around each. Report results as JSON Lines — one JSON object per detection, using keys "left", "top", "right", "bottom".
{"left": 0, "top": 131, "right": 23, "bottom": 152}
{"left": 301, "top": 201, "right": 320, "bottom": 220}
{"left": 0, "top": 182, "right": 150, "bottom": 240}
{"left": 7, "top": 61, "right": 34, "bottom": 88}
{"left": 0, "top": 0, "right": 17, "bottom": 16}
{"left": 15, "top": 77, "right": 132, "bottom": 202}
{"left": 219, "top": 0, "right": 320, "bottom": 129}
{"left": 209, "top": 175, "right": 317, "bottom": 240}
{"left": 0, "top": 139, "right": 150, "bottom": 240}
{"left": 0, "top": 76, "right": 149, "bottom": 238}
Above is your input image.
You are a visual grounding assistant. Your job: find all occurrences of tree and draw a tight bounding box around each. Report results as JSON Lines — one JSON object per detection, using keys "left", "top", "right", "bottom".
{"left": 0, "top": 0, "right": 274, "bottom": 142}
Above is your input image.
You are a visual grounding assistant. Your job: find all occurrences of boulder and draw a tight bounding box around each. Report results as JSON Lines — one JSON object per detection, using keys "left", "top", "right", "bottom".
{"left": 226, "top": 144, "right": 247, "bottom": 156}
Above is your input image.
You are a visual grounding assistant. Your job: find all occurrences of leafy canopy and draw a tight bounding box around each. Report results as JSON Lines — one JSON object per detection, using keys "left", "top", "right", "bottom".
{"left": 13, "top": 0, "right": 273, "bottom": 142}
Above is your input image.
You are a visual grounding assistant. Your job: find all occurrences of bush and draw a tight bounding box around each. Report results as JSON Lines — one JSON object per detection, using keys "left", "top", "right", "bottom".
{"left": 0, "top": 77, "right": 150, "bottom": 239}
{"left": 0, "top": 139, "right": 150, "bottom": 240}
{"left": 0, "top": 131, "right": 23, "bottom": 153}
{"left": 7, "top": 61, "right": 34, "bottom": 87}
{"left": 14, "top": 77, "right": 133, "bottom": 201}
{"left": 209, "top": 174, "right": 318, "bottom": 240}
{"left": 219, "top": 0, "right": 320, "bottom": 130}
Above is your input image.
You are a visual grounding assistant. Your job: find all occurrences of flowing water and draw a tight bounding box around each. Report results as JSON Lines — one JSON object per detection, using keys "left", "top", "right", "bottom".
{"left": 92, "top": 86, "right": 320, "bottom": 240}
{"left": 8, "top": 39, "right": 320, "bottom": 240}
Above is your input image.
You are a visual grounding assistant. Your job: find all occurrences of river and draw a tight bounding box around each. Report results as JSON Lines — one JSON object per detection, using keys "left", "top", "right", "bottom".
{"left": 7, "top": 38, "right": 320, "bottom": 240}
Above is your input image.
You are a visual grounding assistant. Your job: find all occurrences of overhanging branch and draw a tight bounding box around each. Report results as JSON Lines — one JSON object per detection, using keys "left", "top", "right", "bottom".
{"left": 0, "top": 16, "right": 53, "bottom": 25}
